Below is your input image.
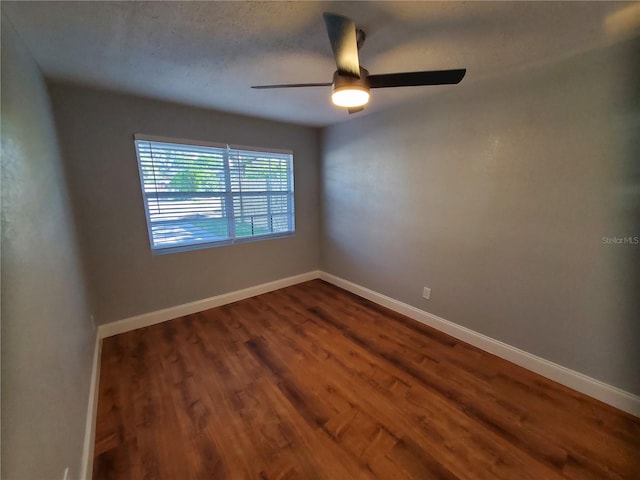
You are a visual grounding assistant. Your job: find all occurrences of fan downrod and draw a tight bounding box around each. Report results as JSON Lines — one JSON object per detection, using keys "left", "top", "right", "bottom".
{"left": 356, "top": 29, "right": 366, "bottom": 50}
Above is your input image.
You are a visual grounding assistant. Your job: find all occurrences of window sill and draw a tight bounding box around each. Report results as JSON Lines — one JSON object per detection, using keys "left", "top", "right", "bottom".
{"left": 150, "top": 231, "right": 295, "bottom": 255}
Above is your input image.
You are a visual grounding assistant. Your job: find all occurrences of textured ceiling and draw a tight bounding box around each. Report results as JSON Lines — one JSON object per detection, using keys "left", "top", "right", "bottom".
{"left": 2, "top": 1, "right": 633, "bottom": 126}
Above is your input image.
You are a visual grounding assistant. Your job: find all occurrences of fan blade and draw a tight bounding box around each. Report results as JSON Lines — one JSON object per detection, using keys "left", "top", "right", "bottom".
{"left": 348, "top": 106, "right": 364, "bottom": 114}
{"left": 251, "top": 82, "right": 332, "bottom": 89}
{"left": 323, "top": 13, "right": 360, "bottom": 78}
{"left": 368, "top": 69, "right": 466, "bottom": 88}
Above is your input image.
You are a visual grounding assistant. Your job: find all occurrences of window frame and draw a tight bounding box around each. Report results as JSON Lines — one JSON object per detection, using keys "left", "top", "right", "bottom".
{"left": 134, "top": 134, "right": 295, "bottom": 255}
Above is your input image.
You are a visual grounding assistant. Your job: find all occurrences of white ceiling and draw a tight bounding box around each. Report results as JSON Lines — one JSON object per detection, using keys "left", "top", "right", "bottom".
{"left": 2, "top": 1, "right": 632, "bottom": 127}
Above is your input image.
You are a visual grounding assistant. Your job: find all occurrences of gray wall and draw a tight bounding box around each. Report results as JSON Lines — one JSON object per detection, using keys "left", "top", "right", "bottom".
{"left": 1, "top": 16, "right": 96, "bottom": 480}
{"left": 321, "top": 41, "right": 640, "bottom": 395}
{"left": 49, "top": 84, "right": 321, "bottom": 325}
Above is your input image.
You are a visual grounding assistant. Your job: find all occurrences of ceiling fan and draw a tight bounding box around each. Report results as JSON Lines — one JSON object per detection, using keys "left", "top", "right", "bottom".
{"left": 251, "top": 12, "right": 466, "bottom": 114}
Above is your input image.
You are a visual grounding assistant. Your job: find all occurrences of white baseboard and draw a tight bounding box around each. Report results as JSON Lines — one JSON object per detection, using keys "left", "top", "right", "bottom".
{"left": 319, "top": 272, "right": 640, "bottom": 417}
{"left": 81, "top": 332, "right": 102, "bottom": 480}
{"left": 85, "top": 265, "right": 639, "bottom": 480}
{"left": 78, "top": 263, "right": 639, "bottom": 480}
{"left": 98, "top": 271, "right": 321, "bottom": 339}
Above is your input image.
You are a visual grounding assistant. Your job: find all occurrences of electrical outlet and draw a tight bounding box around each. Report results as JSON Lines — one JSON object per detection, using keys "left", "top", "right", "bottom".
{"left": 422, "top": 287, "right": 431, "bottom": 300}
{"left": 62, "top": 467, "right": 69, "bottom": 480}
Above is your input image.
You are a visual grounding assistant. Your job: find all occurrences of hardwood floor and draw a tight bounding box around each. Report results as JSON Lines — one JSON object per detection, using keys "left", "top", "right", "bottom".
{"left": 93, "top": 280, "right": 640, "bottom": 479}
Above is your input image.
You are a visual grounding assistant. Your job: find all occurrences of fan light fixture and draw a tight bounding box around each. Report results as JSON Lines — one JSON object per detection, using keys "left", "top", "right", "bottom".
{"left": 331, "top": 86, "right": 370, "bottom": 107}
{"left": 331, "top": 68, "right": 370, "bottom": 108}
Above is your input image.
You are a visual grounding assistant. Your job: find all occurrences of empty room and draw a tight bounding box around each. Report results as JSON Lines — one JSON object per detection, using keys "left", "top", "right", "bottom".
{"left": 2, "top": 1, "right": 639, "bottom": 479}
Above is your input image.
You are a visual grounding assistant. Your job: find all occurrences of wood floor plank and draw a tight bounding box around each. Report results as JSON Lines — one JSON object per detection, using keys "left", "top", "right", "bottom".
{"left": 302, "top": 281, "right": 640, "bottom": 479}
{"left": 93, "top": 280, "right": 640, "bottom": 479}
{"left": 255, "top": 294, "right": 567, "bottom": 480}
{"left": 231, "top": 284, "right": 636, "bottom": 480}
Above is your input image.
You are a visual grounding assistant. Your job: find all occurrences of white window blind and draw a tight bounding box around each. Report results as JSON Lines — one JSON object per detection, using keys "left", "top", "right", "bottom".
{"left": 134, "top": 135, "right": 295, "bottom": 253}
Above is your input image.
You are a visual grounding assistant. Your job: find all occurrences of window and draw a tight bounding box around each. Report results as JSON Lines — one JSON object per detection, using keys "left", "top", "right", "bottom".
{"left": 134, "top": 134, "right": 294, "bottom": 253}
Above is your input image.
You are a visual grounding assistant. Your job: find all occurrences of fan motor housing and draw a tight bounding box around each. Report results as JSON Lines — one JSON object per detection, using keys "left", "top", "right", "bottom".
{"left": 332, "top": 67, "right": 370, "bottom": 92}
